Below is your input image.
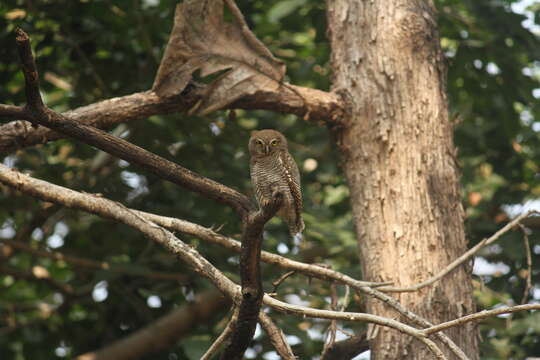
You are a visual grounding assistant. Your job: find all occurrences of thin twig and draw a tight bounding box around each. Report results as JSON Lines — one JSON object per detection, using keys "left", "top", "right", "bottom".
{"left": 380, "top": 210, "right": 539, "bottom": 292}
{"left": 263, "top": 295, "right": 447, "bottom": 360}
{"left": 259, "top": 312, "right": 296, "bottom": 360}
{"left": 272, "top": 271, "right": 296, "bottom": 293}
{"left": 422, "top": 304, "right": 540, "bottom": 336}
{"left": 201, "top": 307, "right": 238, "bottom": 360}
{"left": 219, "top": 191, "right": 283, "bottom": 360}
{"left": 136, "top": 211, "right": 389, "bottom": 288}
{"left": 321, "top": 284, "right": 339, "bottom": 358}
{"left": 518, "top": 224, "right": 532, "bottom": 305}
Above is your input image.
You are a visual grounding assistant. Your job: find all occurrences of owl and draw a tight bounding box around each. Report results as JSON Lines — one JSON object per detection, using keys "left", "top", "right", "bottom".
{"left": 249, "top": 129, "right": 305, "bottom": 241}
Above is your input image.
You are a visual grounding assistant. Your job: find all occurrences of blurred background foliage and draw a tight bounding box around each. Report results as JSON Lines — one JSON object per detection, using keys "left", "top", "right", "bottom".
{"left": 0, "top": 0, "right": 539, "bottom": 359}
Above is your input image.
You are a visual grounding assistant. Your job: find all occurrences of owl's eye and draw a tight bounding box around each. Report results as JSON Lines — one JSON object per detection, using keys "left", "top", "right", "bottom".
{"left": 255, "top": 139, "right": 264, "bottom": 146}
{"left": 270, "top": 139, "right": 279, "bottom": 146}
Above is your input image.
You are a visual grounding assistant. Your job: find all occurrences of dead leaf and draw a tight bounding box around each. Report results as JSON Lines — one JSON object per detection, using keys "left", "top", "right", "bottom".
{"left": 153, "top": 0, "right": 285, "bottom": 115}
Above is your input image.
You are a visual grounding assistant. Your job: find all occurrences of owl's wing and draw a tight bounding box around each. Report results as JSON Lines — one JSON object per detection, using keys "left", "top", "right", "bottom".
{"left": 278, "top": 151, "right": 303, "bottom": 228}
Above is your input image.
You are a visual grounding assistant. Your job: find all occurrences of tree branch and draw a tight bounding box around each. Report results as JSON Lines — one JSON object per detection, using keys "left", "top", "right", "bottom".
{"left": 76, "top": 290, "right": 230, "bottom": 360}
{"left": 258, "top": 312, "right": 296, "bottom": 360}
{"left": 134, "top": 210, "right": 466, "bottom": 358}
{"left": 0, "top": 84, "right": 342, "bottom": 155}
{"left": 380, "top": 210, "right": 539, "bottom": 293}
{"left": 137, "top": 210, "right": 388, "bottom": 288}
{"left": 220, "top": 191, "right": 283, "bottom": 360}
{"left": 0, "top": 164, "right": 448, "bottom": 359}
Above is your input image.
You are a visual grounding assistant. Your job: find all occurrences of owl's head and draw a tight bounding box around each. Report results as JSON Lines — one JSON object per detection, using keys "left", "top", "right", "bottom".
{"left": 249, "top": 129, "right": 288, "bottom": 156}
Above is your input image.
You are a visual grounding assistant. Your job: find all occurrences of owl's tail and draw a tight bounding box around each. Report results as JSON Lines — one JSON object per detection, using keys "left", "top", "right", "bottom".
{"left": 289, "top": 217, "right": 305, "bottom": 245}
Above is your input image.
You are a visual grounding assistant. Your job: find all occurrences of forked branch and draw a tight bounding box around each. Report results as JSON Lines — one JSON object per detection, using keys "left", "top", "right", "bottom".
{"left": 4, "top": 29, "right": 253, "bottom": 218}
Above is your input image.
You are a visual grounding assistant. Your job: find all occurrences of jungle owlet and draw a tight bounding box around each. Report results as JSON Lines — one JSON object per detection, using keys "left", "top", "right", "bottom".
{"left": 249, "top": 129, "right": 305, "bottom": 240}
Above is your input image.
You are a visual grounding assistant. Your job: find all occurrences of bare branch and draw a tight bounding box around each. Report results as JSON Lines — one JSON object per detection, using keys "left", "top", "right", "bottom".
{"left": 5, "top": 29, "right": 253, "bottom": 217}
{"left": 0, "top": 164, "right": 448, "bottom": 359}
{"left": 0, "top": 105, "right": 30, "bottom": 120}
{"left": 0, "top": 163, "right": 240, "bottom": 299}
{"left": 422, "top": 304, "right": 540, "bottom": 336}
{"left": 263, "top": 295, "right": 447, "bottom": 360}
{"left": 0, "top": 84, "right": 342, "bottom": 155}
{"left": 0, "top": 90, "right": 183, "bottom": 154}
{"left": 380, "top": 210, "right": 539, "bottom": 292}
{"left": 76, "top": 290, "right": 230, "bottom": 360}
{"left": 137, "top": 210, "right": 388, "bottom": 288}
{"left": 258, "top": 312, "right": 296, "bottom": 360}
{"left": 519, "top": 224, "right": 532, "bottom": 304}
{"left": 201, "top": 307, "right": 238, "bottom": 360}
{"left": 358, "top": 286, "right": 469, "bottom": 360}
{"left": 220, "top": 191, "right": 283, "bottom": 360}
{"left": 15, "top": 28, "right": 45, "bottom": 111}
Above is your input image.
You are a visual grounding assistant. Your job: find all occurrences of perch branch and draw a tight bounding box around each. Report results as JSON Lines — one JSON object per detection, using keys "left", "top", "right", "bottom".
{"left": 422, "top": 303, "right": 540, "bottom": 336}
{"left": 219, "top": 191, "right": 283, "bottom": 360}
{"left": 201, "top": 307, "right": 238, "bottom": 360}
{"left": 134, "top": 211, "right": 466, "bottom": 357}
{"left": 4, "top": 29, "right": 252, "bottom": 217}
{"left": 130, "top": 210, "right": 466, "bottom": 357}
{"left": 380, "top": 210, "right": 539, "bottom": 292}
{"left": 0, "top": 164, "right": 448, "bottom": 359}
{"left": 135, "top": 211, "right": 388, "bottom": 288}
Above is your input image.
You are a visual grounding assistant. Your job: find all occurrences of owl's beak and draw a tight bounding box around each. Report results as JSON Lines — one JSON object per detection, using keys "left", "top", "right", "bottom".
{"left": 264, "top": 145, "right": 270, "bottom": 154}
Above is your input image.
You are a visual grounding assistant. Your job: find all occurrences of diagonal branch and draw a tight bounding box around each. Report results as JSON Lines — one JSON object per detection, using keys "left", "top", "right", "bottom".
{"left": 6, "top": 29, "right": 252, "bottom": 218}
{"left": 0, "top": 163, "right": 449, "bottom": 359}
{"left": 421, "top": 303, "right": 540, "bottom": 336}
{"left": 380, "top": 210, "right": 540, "bottom": 293}
{"left": 1, "top": 238, "right": 189, "bottom": 282}
{"left": 219, "top": 191, "right": 283, "bottom": 360}
{"left": 3, "top": 29, "right": 293, "bottom": 360}
{"left": 137, "top": 211, "right": 388, "bottom": 288}
{"left": 258, "top": 312, "right": 296, "bottom": 359}
{"left": 0, "top": 85, "right": 342, "bottom": 155}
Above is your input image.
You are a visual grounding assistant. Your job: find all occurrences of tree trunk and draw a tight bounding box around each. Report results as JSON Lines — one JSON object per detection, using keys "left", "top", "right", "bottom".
{"left": 326, "top": 1, "right": 479, "bottom": 359}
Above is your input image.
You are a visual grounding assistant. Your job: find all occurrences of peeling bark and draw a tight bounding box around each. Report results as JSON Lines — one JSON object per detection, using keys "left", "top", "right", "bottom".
{"left": 326, "top": 1, "right": 478, "bottom": 359}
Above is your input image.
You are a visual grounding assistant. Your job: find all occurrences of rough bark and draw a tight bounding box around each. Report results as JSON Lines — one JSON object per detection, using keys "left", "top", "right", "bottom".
{"left": 326, "top": 1, "right": 478, "bottom": 359}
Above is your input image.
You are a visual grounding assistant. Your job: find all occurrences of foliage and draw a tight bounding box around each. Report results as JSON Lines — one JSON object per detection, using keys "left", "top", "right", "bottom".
{"left": 0, "top": 0, "right": 539, "bottom": 359}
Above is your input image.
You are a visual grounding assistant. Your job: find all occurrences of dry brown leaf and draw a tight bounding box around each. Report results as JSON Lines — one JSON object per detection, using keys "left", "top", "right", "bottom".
{"left": 153, "top": 0, "right": 285, "bottom": 115}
